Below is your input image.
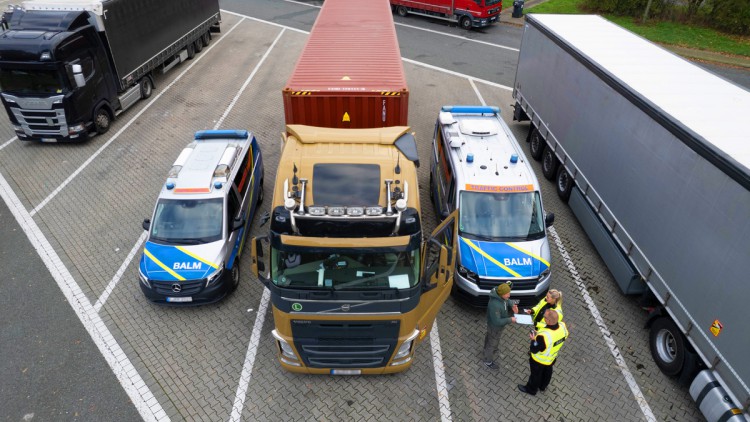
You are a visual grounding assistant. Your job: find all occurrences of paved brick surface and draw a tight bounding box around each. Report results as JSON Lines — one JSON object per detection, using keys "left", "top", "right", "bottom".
{"left": 0, "top": 10, "right": 707, "bottom": 422}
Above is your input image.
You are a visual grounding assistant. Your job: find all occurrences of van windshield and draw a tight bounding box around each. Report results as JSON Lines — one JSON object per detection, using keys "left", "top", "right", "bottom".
{"left": 0, "top": 67, "right": 66, "bottom": 95}
{"left": 270, "top": 248, "right": 420, "bottom": 290}
{"left": 459, "top": 191, "right": 545, "bottom": 241}
{"left": 149, "top": 198, "right": 223, "bottom": 245}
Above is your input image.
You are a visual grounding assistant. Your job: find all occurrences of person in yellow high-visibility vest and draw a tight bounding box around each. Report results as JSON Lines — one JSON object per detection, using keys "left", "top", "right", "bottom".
{"left": 518, "top": 309, "right": 569, "bottom": 395}
{"left": 524, "top": 289, "right": 563, "bottom": 330}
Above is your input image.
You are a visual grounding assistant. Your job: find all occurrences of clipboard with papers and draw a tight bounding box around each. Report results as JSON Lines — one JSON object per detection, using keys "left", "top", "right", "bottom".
{"left": 514, "top": 313, "right": 534, "bottom": 325}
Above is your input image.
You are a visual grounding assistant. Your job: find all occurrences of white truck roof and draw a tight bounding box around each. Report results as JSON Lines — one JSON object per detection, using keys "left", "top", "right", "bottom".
{"left": 528, "top": 14, "right": 750, "bottom": 173}
{"left": 22, "top": 0, "right": 103, "bottom": 15}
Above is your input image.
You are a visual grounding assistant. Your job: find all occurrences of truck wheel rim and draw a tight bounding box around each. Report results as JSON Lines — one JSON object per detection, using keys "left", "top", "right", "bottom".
{"left": 558, "top": 171, "right": 569, "bottom": 192}
{"left": 655, "top": 329, "right": 677, "bottom": 363}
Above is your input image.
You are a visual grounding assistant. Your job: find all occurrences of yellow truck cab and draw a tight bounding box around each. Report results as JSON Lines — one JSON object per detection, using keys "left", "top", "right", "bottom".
{"left": 251, "top": 125, "right": 458, "bottom": 374}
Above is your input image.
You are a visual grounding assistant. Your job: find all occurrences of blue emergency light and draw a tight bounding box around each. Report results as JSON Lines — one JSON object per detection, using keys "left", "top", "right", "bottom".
{"left": 195, "top": 129, "right": 249, "bottom": 140}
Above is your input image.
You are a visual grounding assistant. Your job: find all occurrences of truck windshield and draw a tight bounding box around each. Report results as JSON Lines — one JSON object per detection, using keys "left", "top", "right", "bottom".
{"left": 0, "top": 67, "right": 65, "bottom": 95}
{"left": 485, "top": 0, "right": 501, "bottom": 6}
{"left": 459, "top": 191, "right": 545, "bottom": 241}
{"left": 149, "top": 198, "right": 223, "bottom": 245}
{"left": 271, "top": 248, "right": 420, "bottom": 290}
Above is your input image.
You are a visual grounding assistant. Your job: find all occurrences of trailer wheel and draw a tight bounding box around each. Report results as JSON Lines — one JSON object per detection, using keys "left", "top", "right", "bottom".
{"left": 555, "top": 166, "right": 573, "bottom": 202}
{"left": 139, "top": 77, "right": 153, "bottom": 99}
{"left": 460, "top": 16, "right": 472, "bottom": 30}
{"left": 529, "top": 127, "right": 544, "bottom": 160}
{"left": 186, "top": 43, "right": 196, "bottom": 60}
{"left": 541, "top": 147, "right": 558, "bottom": 181}
{"left": 397, "top": 6, "right": 408, "bottom": 17}
{"left": 194, "top": 39, "right": 203, "bottom": 53}
{"left": 649, "top": 317, "right": 685, "bottom": 376}
{"left": 201, "top": 32, "right": 211, "bottom": 47}
{"left": 230, "top": 262, "right": 240, "bottom": 292}
{"left": 94, "top": 107, "right": 111, "bottom": 135}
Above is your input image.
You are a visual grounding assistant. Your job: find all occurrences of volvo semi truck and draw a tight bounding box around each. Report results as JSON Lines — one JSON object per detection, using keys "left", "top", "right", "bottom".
{"left": 250, "top": 0, "right": 459, "bottom": 374}
{"left": 0, "top": 0, "right": 220, "bottom": 142}
{"left": 513, "top": 14, "right": 749, "bottom": 421}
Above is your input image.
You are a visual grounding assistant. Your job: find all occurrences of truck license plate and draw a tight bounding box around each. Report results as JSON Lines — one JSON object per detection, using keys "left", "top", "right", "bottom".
{"left": 330, "top": 369, "right": 361, "bottom": 375}
{"left": 166, "top": 297, "right": 192, "bottom": 303}
{"left": 41, "top": 138, "right": 57, "bottom": 143}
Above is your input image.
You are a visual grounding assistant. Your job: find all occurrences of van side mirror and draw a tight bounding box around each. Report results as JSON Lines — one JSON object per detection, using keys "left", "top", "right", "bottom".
{"left": 142, "top": 219, "right": 150, "bottom": 231}
{"left": 545, "top": 213, "right": 555, "bottom": 227}
{"left": 232, "top": 216, "right": 246, "bottom": 232}
{"left": 70, "top": 64, "right": 85, "bottom": 88}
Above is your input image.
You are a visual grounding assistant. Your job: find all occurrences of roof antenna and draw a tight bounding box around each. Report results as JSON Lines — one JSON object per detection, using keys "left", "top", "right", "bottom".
{"left": 495, "top": 162, "right": 499, "bottom": 176}
{"left": 395, "top": 154, "right": 401, "bottom": 175}
{"left": 292, "top": 163, "right": 299, "bottom": 185}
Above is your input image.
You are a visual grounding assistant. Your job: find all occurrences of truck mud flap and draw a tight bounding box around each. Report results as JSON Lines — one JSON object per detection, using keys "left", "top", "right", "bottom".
{"left": 568, "top": 187, "right": 645, "bottom": 295}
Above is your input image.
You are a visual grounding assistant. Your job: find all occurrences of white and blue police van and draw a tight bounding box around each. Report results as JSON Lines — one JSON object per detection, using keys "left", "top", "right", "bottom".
{"left": 429, "top": 106, "right": 554, "bottom": 306}
{"left": 139, "top": 130, "right": 264, "bottom": 305}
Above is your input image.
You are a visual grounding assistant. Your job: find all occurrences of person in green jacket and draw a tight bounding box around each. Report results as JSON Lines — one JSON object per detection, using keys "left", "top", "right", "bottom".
{"left": 483, "top": 282, "right": 518, "bottom": 370}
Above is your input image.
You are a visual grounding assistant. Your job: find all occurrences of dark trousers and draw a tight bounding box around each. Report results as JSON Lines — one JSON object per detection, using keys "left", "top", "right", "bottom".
{"left": 525, "top": 356, "right": 554, "bottom": 394}
{"left": 482, "top": 325, "right": 505, "bottom": 362}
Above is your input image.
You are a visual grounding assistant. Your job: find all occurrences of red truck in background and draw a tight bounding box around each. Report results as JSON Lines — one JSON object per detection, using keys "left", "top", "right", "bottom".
{"left": 391, "top": 0, "right": 501, "bottom": 29}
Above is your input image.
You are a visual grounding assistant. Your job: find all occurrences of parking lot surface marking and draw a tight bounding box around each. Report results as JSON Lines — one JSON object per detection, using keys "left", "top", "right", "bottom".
{"left": 0, "top": 173, "right": 168, "bottom": 422}
{"left": 94, "top": 231, "right": 147, "bottom": 313}
{"left": 549, "top": 226, "right": 657, "bottom": 421}
{"left": 431, "top": 322, "right": 453, "bottom": 422}
{"left": 0, "top": 136, "right": 15, "bottom": 151}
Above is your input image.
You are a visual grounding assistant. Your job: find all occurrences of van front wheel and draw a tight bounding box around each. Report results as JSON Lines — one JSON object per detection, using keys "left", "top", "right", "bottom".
{"left": 230, "top": 263, "right": 240, "bottom": 292}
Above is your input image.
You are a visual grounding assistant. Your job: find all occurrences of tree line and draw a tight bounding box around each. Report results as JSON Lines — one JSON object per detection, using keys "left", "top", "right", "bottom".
{"left": 583, "top": 0, "right": 750, "bottom": 35}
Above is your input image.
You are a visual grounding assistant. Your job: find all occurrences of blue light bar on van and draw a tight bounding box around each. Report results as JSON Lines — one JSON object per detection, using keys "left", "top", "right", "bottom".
{"left": 441, "top": 106, "right": 499, "bottom": 115}
{"left": 194, "top": 130, "right": 249, "bottom": 140}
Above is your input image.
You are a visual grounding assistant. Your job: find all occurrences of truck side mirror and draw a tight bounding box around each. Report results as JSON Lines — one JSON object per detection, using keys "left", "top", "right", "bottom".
{"left": 70, "top": 64, "right": 85, "bottom": 88}
{"left": 142, "top": 219, "right": 150, "bottom": 231}
{"left": 545, "top": 212, "right": 555, "bottom": 227}
{"left": 250, "top": 236, "right": 269, "bottom": 286}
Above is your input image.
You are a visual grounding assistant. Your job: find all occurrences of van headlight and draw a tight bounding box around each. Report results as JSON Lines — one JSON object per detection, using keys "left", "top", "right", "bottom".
{"left": 206, "top": 264, "right": 224, "bottom": 286}
{"left": 538, "top": 268, "right": 550, "bottom": 282}
{"left": 138, "top": 268, "right": 151, "bottom": 288}
{"left": 457, "top": 264, "right": 479, "bottom": 283}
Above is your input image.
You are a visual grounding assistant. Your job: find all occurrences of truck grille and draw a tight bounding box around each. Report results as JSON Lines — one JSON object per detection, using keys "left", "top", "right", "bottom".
{"left": 291, "top": 320, "right": 400, "bottom": 368}
{"left": 151, "top": 279, "right": 205, "bottom": 296}
{"left": 12, "top": 108, "right": 67, "bottom": 135}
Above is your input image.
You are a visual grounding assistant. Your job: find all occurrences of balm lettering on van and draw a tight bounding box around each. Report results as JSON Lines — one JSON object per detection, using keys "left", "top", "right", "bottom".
{"left": 504, "top": 258, "right": 532, "bottom": 266}
{"left": 173, "top": 262, "right": 202, "bottom": 270}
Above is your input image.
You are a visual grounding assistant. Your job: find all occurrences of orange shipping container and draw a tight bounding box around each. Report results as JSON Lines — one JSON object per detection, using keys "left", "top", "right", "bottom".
{"left": 283, "top": 0, "right": 409, "bottom": 128}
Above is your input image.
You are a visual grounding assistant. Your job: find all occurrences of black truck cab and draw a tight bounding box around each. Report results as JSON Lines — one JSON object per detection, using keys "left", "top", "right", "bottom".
{"left": 0, "top": 9, "right": 117, "bottom": 141}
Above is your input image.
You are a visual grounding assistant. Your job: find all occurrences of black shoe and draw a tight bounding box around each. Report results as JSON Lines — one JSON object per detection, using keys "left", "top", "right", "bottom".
{"left": 517, "top": 384, "right": 536, "bottom": 396}
{"left": 484, "top": 361, "right": 498, "bottom": 370}
{"left": 539, "top": 387, "right": 546, "bottom": 392}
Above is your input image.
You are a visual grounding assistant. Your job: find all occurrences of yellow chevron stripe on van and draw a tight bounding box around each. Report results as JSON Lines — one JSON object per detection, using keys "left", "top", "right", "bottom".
{"left": 175, "top": 246, "right": 219, "bottom": 270}
{"left": 461, "top": 238, "right": 522, "bottom": 278}
{"left": 506, "top": 243, "right": 550, "bottom": 268}
{"left": 144, "top": 248, "right": 185, "bottom": 281}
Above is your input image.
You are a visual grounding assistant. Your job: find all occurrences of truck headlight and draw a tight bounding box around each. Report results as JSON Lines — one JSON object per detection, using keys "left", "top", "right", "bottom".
{"left": 138, "top": 268, "right": 151, "bottom": 288}
{"left": 392, "top": 329, "right": 420, "bottom": 363}
{"left": 206, "top": 264, "right": 224, "bottom": 286}
{"left": 272, "top": 330, "right": 301, "bottom": 366}
{"left": 68, "top": 124, "right": 85, "bottom": 134}
{"left": 457, "top": 264, "right": 478, "bottom": 282}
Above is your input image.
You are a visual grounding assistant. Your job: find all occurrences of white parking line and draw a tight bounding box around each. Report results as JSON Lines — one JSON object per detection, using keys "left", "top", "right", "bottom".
{"left": 548, "top": 226, "right": 657, "bottom": 421}
{"left": 94, "top": 231, "right": 147, "bottom": 313}
{"left": 272, "top": 0, "right": 520, "bottom": 52}
{"left": 469, "top": 79, "right": 487, "bottom": 105}
{"left": 29, "top": 17, "right": 247, "bottom": 217}
{"left": 229, "top": 288, "right": 270, "bottom": 422}
{"left": 0, "top": 172, "right": 169, "bottom": 422}
{"left": 430, "top": 322, "right": 452, "bottom": 422}
{"left": 0, "top": 136, "right": 16, "bottom": 151}
{"left": 221, "top": 28, "right": 286, "bottom": 420}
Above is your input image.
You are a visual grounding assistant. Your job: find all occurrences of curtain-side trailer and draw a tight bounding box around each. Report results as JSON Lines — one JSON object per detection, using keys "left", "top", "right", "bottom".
{"left": 513, "top": 14, "right": 749, "bottom": 421}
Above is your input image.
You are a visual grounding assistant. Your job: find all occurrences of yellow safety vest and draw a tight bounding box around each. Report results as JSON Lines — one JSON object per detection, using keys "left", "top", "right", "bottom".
{"left": 530, "top": 298, "right": 563, "bottom": 330}
{"left": 531, "top": 321, "right": 569, "bottom": 365}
